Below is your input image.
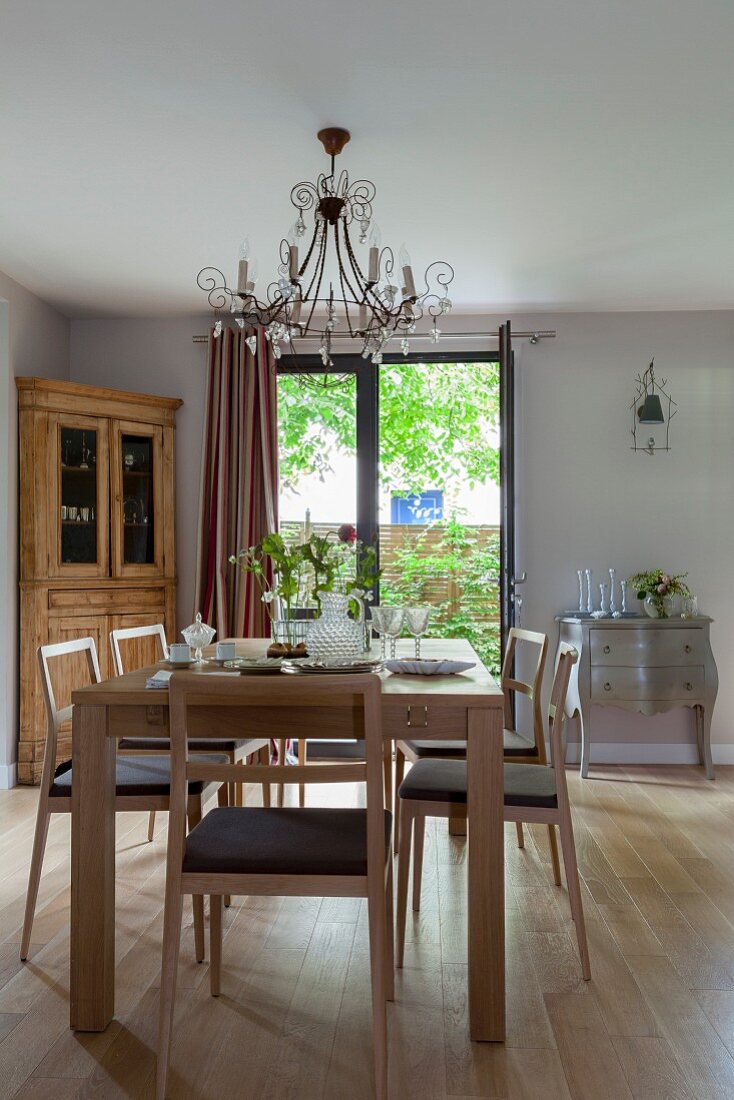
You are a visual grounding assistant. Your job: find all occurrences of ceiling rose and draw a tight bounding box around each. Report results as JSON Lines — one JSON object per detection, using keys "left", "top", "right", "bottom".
{"left": 197, "top": 127, "right": 455, "bottom": 366}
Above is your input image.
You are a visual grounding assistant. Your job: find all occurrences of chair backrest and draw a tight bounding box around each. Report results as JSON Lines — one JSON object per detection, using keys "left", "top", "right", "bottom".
{"left": 110, "top": 622, "right": 168, "bottom": 676}
{"left": 500, "top": 627, "right": 548, "bottom": 747}
{"left": 546, "top": 643, "right": 579, "bottom": 813}
{"left": 166, "top": 672, "right": 386, "bottom": 875}
{"left": 36, "top": 637, "right": 102, "bottom": 794}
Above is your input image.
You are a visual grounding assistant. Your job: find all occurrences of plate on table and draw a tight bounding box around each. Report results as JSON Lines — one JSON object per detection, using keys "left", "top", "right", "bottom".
{"left": 160, "top": 658, "right": 197, "bottom": 670}
{"left": 223, "top": 657, "right": 285, "bottom": 675}
{"left": 281, "top": 657, "right": 384, "bottom": 675}
{"left": 385, "top": 658, "right": 476, "bottom": 676}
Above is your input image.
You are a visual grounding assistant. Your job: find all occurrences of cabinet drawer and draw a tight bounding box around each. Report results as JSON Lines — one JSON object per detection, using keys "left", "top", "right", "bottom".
{"left": 591, "top": 665, "right": 704, "bottom": 702}
{"left": 49, "top": 587, "right": 165, "bottom": 613}
{"left": 590, "top": 628, "right": 704, "bottom": 667}
{"left": 382, "top": 706, "right": 468, "bottom": 738}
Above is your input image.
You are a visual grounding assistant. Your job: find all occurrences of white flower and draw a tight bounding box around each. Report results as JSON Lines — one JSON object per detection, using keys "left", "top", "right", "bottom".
{"left": 348, "top": 587, "right": 365, "bottom": 599}
{"left": 262, "top": 591, "right": 275, "bottom": 604}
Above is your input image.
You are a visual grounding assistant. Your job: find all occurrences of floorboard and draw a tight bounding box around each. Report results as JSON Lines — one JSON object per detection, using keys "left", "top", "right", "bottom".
{"left": 1, "top": 767, "right": 734, "bottom": 1097}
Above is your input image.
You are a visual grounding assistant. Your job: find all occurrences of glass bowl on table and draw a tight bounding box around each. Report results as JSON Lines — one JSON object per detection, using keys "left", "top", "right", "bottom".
{"left": 181, "top": 612, "right": 216, "bottom": 664}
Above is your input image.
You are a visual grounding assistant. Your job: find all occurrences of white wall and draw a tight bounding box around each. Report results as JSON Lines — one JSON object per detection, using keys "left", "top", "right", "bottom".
{"left": 70, "top": 317, "right": 209, "bottom": 628}
{"left": 513, "top": 310, "right": 734, "bottom": 764}
{"left": 0, "top": 271, "right": 70, "bottom": 788}
{"left": 69, "top": 309, "right": 734, "bottom": 765}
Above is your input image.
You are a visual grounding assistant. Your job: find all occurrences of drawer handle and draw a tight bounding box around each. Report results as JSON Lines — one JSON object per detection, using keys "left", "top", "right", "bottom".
{"left": 408, "top": 705, "right": 429, "bottom": 729}
{"left": 603, "top": 645, "right": 611, "bottom": 654}
{"left": 686, "top": 682, "right": 693, "bottom": 692}
{"left": 684, "top": 644, "right": 692, "bottom": 654}
{"left": 604, "top": 682, "right": 612, "bottom": 692}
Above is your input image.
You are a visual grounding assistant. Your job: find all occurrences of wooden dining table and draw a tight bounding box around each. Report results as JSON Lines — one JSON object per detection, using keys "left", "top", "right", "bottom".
{"left": 69, "top": 636, "right": 505, "bottom": 1041}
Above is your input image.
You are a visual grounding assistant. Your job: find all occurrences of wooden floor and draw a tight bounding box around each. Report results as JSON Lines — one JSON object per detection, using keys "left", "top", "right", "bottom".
{"left": 2, "top": 766, "right": 734, "bottom": 1098}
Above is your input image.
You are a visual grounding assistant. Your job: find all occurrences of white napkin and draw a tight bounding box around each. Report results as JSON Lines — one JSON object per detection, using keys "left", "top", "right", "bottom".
{"left": 145, "top": 670, "right": 172, "bottom": 689}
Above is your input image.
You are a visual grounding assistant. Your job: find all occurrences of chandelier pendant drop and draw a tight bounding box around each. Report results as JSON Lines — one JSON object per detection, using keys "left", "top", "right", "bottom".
{"left": 197, "top": 127, "right": 454, "bottom": 366}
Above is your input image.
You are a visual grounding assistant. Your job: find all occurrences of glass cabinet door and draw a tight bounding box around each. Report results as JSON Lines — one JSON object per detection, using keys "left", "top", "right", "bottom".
{"left": 50, "top": 415, "right": 110, "bottom": 577}
{"left": 110, "top": 420, "right": 164, "bottom": 576}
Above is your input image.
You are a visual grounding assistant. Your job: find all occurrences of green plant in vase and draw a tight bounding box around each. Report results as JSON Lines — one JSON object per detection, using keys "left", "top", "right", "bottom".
{"left": 230, "top": 524, "right": 381, "bottom": 645}
{"left": 628, "top": 568, "right": 691, "bottom": 618}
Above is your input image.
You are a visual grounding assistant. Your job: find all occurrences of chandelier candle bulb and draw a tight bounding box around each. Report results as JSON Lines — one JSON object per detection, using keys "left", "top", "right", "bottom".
{"left": 402, "top": 266, "right": 417, "bottom": 300}
{"left": 237, "top": 259, "right": 248, "bottom": 294}
{"left": 288, "top": 244, "right": 299, "bottom": 282}
{"left": 368, "top": 246, "right": 379, "bottom": 284}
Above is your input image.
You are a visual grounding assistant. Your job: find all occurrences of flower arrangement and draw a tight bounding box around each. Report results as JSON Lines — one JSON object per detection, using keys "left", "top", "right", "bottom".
{"left": 229, "top": 525, "right": 381, "bottom": 642}
{"left": 627, "top": 569, "right": 691, "bottom": 618}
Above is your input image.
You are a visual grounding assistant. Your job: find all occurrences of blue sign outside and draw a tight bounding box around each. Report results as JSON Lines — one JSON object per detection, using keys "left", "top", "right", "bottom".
{"left": 390, "top": 491, "right": 444, "bottom": 524}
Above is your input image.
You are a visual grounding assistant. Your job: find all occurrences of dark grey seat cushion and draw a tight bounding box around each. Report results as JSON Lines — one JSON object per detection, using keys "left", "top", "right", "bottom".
{"left": 503, "top": 730, "right": 539, "bottom": 757}
{"left": 182, "top": 807, "right": 393, "bottom": 876}
{"left": 404, "top": 731, "right": 538, "bottom": 759}
{"left": 402, "top": 739, "right": 467, "bottom": 758}
{"left": 50, "top": 753, "right": 229, "bottom": 798}
{"left": 398, "top": 759, "right": 557, "bottom": 809}
{"left": 119, "top": 737, "right": 260, "bottom": 754}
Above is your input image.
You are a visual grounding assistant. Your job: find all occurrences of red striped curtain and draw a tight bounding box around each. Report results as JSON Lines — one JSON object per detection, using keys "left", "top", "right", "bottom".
{"left": 194, "top": 327, "right": 278, "bottom": 638}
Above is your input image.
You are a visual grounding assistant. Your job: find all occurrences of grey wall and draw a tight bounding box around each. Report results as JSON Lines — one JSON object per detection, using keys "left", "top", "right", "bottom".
{"left": 0, "top": 270, "right": 70, "bottom": 787}
{"left": 69, "top": 308, "right": 734, "bottom": 765}
{"left": 70, "top": 317, "right": 209, "bottom": 629}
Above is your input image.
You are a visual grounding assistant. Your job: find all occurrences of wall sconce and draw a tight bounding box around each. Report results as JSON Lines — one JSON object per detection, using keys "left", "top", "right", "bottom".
{"left": 630, "top": 358, "right": 676, "bottom": 455}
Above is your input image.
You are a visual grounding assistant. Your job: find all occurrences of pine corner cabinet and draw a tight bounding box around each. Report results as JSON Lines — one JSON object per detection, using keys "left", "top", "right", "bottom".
{"left": 16, "top": 378, "right": 183, "bottom": 785}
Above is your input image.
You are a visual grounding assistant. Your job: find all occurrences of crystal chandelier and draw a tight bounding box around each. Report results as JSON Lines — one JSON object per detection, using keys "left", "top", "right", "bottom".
{"left": 197, "top": 127, "right": 454, "bottom": 367}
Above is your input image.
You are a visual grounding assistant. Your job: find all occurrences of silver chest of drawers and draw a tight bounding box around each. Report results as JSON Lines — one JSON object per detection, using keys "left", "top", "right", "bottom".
{"left": 555, "top": 616, "right": 718, "bottom": 779}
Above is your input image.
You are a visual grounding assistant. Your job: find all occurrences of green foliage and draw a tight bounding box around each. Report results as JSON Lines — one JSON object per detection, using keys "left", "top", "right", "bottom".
{"left": 627, "top": 568, "right": 691, "bottom": 618}
{"left": 278, "top": 361, "right": 500, "bottom": 494}
{"left": 230, "top": 529, "right": 381, "bottom": 619}
{"left": 381, "top": 518, "right": 501, "bottom": 676}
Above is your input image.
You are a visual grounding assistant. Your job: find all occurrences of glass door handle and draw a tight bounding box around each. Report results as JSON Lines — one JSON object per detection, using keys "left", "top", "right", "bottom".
{"left": 511, "top": 572, "right": 527, "bottom": 587}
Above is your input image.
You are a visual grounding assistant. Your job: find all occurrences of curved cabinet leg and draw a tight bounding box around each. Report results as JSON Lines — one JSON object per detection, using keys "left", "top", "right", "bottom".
{"left": 699, "top": 705, "right": 715, "bottom": 780}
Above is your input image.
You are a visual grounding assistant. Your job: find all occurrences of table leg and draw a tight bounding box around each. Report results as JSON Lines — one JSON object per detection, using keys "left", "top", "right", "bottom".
{"left": 467, "top": 704, "right": 505, "bottom": 1041}
{"left": 71, "top": 704, "right": 116, "bottom": 1031}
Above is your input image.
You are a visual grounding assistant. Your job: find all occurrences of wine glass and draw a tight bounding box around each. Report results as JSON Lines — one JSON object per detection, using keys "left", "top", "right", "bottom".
{"left": 380, "top": 608, "right": 405, "bottom": 659}
{"left": 370, "top": 606, "right": 389, "bottom": 659}
{"left": 405, "top": 607, "right": 431, "bottom": 658}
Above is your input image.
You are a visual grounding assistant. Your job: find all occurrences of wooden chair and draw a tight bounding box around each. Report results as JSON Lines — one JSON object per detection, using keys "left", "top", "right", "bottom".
{"left": 20, "top": 637, "right": 227, "bottom": 963}
{"left": 393, "top": 628, "right": 552, "bottom": 871}
{"left": 291, "top": 737, "right": 393, "bottom": 821}
{"left": 110, "top": 623, "right": 270, "bottom": 840}
{"left": 395, "top": 643, "right": 590, "bottom": 981}
{"left": 157, "top": 672, "right": 393, "bottom": 1100}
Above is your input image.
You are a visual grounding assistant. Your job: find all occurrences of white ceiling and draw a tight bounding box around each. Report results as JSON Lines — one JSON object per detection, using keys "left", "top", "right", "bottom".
{"left": 1, "top": 0, "right": 734, "bottom": 318}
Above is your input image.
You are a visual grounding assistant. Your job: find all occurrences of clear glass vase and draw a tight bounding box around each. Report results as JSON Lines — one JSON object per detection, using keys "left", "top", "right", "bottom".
{"left": 643, "top": 595, "right": 664, "bottom": 619}
{"left": 271, "top": 618, "right": 311, "bottom": 647}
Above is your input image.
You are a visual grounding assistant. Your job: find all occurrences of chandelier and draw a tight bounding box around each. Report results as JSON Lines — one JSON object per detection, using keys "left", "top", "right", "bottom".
{"left": 197, "top": 127, "right": 455, "bottom": 367}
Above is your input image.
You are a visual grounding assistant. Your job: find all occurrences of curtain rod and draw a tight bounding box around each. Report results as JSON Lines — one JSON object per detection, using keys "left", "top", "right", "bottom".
{"left": 191, "top": 329, "right": 556, "bottom": 344}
